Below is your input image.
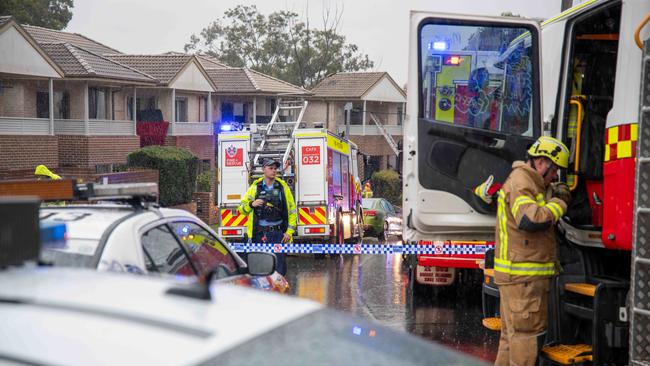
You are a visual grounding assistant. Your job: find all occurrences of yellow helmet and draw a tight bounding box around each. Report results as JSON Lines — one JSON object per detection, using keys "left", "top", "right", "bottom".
{"left": 34, "top": 164, "right": 61, "bottom": 180}
{"left": 527, "top": 136, "right": 570, "bottom": 169}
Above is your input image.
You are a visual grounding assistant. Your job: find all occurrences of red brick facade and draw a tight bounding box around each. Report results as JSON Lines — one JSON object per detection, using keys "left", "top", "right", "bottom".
{"left": 0, "top": 135, "right": 59, "bottom": 172}
{"left": 165, "top": 135, "right": 215, "bottom": 168}
{"left": 58, "top": 135, "right": 140, "bottom": 168}
{"left": 193, "top": 191, "right": 217, "bottom": 225}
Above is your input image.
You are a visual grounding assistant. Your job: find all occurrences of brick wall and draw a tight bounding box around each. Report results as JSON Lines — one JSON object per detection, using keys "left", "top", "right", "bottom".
{"left": 165, "top": 135, "right": 215, "bottom": 168}
{"left": 0, "top": 135, "right": 59, "bottom": 172}
{"left": 194, "top": 191, "right": 216, "bottom": 225}
{"left": 58, "top": 135, "right": 140, "bottom": 168}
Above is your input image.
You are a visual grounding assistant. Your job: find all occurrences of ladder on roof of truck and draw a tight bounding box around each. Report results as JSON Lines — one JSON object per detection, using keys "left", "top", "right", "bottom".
{"left": 631, "top": 38, "right": 650, "bottom": 366}
{"left": 250, "top": 99, "right": 308, "bottom": 177}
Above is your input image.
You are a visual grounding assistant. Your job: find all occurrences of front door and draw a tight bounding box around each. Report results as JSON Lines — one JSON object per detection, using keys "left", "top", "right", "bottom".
{"left": 404, "top": 13, "right": 542, "bottom": 240}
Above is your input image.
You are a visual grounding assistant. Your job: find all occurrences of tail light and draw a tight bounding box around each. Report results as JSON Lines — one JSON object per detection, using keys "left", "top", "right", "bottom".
{"left": 306, "top": 227, "right": 326, "bottom": 234}
{"left": 222, "top": 229, "right": 242, "bottom": 236}
{"left": 364, "top": 210, "right": 377, "bottom": 217}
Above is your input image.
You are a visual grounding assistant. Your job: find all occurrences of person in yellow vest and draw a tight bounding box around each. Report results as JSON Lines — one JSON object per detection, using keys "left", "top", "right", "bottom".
{"left": 34, "top": 165, "right": 61, "bottom": 180}
{"left": 494, "top": 136, "right": 571, "bottom": 366}
{"left": 362, "top": 182, "right": 373, "bottom": 198}
{"left": 238, "top": 158, "right": 297, "bottom": 276}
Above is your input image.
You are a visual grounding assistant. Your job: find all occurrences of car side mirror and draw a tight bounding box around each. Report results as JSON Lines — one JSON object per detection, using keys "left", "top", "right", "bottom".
{"left": 247, "top": 252, "right": 276, "bottom": 276}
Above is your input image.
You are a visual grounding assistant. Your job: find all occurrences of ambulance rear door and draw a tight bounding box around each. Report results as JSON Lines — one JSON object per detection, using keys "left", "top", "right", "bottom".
{"left": 404, "top": 12, "right": 542, "bottom": 241}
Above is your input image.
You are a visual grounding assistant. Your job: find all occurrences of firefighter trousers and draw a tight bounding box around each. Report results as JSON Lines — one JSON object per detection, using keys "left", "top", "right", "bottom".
{"left": 495, "top": 279, "right": 550, "bottom": 366}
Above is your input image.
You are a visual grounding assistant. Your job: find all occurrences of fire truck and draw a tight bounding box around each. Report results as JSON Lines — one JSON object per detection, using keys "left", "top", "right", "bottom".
{"left": 406, "top": 1, "right": 650, "bottom": 365}
{"left": 216, "top": 100, "right": 363, "bottom": 244}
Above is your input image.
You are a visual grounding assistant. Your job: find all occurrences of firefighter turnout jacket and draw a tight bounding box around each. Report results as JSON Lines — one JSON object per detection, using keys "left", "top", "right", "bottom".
{"left": 238, "top": 177, "right": 297, "bottom": 239}
{"left": 494, "top": 161, "right": 567, "bottom": 284}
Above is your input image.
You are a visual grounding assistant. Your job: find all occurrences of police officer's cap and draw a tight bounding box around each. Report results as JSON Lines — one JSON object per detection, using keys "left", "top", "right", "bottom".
{"left": 262, "top": 158, "right": 281, "bottom": 168}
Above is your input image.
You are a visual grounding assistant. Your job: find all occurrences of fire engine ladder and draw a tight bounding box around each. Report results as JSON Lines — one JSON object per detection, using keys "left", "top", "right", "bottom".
{"left": 251, "top": 99, "right": 308, "bottom": 177}
{"left": 631, "top": 38, "right": 650, "bottom": 366}
{"left": 369, "top": 113, "right": 400, "bottom": 155}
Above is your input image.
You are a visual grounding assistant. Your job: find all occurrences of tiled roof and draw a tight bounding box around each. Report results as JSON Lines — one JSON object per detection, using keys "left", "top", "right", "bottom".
{"left": 206, "top": 68, "right": 308, "bottom": 95}
{"left": 197, "top": 54, "right": 229, "bottom": 69}
{"left": 39, "top": 43, "right": 156, "bottom": 83}
{"left": 105, "top": 54, "right": 193, "bottom": 84}
{"left": 311, "top": 72, "right": 396, "bottom": 98}
{"left": 23, "top": 24, "right": 120, "bottom": 55}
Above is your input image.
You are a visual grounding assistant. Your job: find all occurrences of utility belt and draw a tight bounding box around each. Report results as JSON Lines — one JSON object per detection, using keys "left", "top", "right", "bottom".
{"left": 254, "top": 224, "right": 283, "bottom": 233}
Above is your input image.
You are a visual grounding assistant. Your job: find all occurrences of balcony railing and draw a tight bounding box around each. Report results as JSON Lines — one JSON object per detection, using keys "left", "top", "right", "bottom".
{"left": 0, "top": 117, "right": 51, "bottom": 135}
{"left": 169, "top": 122, "right": 213, "bottom": 136}
{"left": 53, "top": 119, "right": 136, "bottom": 136}
{"left": 337, "top": 124, "right": 403, "bottom": 136}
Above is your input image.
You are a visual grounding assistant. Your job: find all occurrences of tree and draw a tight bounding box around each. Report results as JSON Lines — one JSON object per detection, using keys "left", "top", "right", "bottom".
{"left": 0, "top": 0, "right": 74, "bottom": 30}
{"left": 185, "top": 5, "right": 374, "bottom": 88}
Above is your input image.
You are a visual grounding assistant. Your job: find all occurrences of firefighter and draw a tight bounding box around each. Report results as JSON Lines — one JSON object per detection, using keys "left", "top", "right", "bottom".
{"left": 362, "top": 182, "right": 373, "bottom": 198}
{"left": 34, "top": 164, "right": 61, "bottom": 180}
{"left": 238, "top": 158, "right": 297, "bottom": 276}
{"left": 494, "top": 136, "right": 571, "bottom": 366}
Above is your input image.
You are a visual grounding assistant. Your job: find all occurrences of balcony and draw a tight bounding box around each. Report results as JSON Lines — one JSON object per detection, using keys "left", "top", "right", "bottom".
{"left": 0, "top": 117, "right": 51, "bottom": 135}
{"left": 169, "top": 122, "right": 213, "bottom": 136}
{"left": 337, "top": 124, "right": 403, "bottom": 136}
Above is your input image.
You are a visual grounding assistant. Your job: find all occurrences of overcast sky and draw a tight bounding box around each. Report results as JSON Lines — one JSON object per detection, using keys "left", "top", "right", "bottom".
{"left": 66, "top": 0, "right": 562, "bottom": 86}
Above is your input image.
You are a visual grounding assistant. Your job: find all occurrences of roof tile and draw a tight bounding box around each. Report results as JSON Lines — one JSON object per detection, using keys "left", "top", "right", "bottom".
{"left": 206, "top": 68, "right": 308, "bottom": 95}
{"left": 23, "top": 24, "right": 120, "bottom": 55}
{"left": 106, "top": 54, "right": 193, "bottom": 84}
{"left": 311, "top": 72, "right": 390, "bottom": 98}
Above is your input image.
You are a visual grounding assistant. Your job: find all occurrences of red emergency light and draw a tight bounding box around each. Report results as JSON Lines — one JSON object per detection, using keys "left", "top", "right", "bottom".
{"left": 443, "top": 55, "right": 462, "bottom": 66}
{"left": 364, "top": 210, "right": 377, "bottom": 217}
{"left": 306, "top": 227, "right": 326, "bottom": 234}
{"left": 222, "top": 229, "right": 242, "bottom": 236}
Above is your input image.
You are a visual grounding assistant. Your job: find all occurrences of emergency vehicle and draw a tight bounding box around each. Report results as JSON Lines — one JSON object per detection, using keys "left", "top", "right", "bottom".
{"left": 406, "top": 1, "right": 650, "bottom": 365}
{"left": 216, "top": 100, "right": 363, "bottom": 244}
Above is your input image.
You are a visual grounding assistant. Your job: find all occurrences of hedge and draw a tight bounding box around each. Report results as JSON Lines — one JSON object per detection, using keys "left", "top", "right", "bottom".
{"left": 127, "top": 146, "right": 199, "bottom": 206}
{"left": 196, "top": 170, "right": 214, "bottom": 192}
{"left": 370, "top": 169, "right": 402, "bottom": 206}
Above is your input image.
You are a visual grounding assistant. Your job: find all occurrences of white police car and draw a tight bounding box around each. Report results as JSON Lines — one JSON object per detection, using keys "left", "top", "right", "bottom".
{"left": 20, "top": 181, "right": 288, "bottom": 292}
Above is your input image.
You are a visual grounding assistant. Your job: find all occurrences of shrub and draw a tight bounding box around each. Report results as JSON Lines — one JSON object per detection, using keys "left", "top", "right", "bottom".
{"left": 370, "top": 169, "right": 402, "bottom": 206}
{"left": 127, "top": 146, "right": 199, "bottom": 206}
{"left": 196, "top": 170, "right": 215, "bottom": 192}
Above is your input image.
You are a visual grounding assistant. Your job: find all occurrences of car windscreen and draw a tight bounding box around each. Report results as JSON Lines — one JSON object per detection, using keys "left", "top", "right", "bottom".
{"left": 39, "top": 208, "right": 134, "bottom": 269}
{"left": 202, "top": 308, "right": 487, "bottom": 366}
{"left": 361, "top": 199, "right": 378, "bottom": 210}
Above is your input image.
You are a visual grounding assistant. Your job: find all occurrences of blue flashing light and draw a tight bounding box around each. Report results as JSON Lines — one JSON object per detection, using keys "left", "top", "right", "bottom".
{"left": 181, "top": 225, "right": 190, "bottom": 235}
{"left": 220, "top": 124, "right": 233, "bottom": 132}
{"left": 352, "top": 326, "right": 362, "bottom": 336}
{"left": 40, "top": 221, "right": 67, "bottom": 248}
{"left": 433, "top": 41, "right": 448, "bottom": 51}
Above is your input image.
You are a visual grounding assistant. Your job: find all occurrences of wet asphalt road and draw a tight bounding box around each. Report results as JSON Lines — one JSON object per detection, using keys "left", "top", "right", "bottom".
{"left": 283, "top": 237, "right": 499, "bottom": 363}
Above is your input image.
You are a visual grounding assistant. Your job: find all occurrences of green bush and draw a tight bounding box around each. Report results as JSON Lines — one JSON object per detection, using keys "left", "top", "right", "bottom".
{"left": 370, "top": 169, "right": 402, "bottom": 206}
{"left": 196, "top": 170, "right": 214, "bottom": 192}
{"left": 127, "top": 146, "right": 199, "bottom": 206}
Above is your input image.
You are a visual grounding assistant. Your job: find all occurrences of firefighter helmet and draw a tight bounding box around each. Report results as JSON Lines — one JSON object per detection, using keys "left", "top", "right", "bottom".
{"left": 527, "top": 136, "right": 570, "bottom": 169}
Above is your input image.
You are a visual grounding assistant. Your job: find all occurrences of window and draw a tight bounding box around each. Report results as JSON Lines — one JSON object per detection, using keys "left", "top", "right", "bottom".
{"left": 381, "top": 199, "right": 395, "bottom": 214}
{"left": 419, "top": 23, "right": 535, "bottom": 136}
{"left": 141, "top": 225, "right": 194, "bottom": 276}
{"left": 36, "top": 91, "right": 70, "bottom": 119}
{"left": 169, "top": 222, "right": 238, "bottom": 279}
{"left": 175, "top": 97, "right": 188, "bottom": 122}
{"left": 89, "top": 87, "right": 108, "bottom": 119}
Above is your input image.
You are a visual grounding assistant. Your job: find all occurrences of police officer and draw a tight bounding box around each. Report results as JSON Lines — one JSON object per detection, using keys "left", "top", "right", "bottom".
{"left": 238, "top": 158, "right": 297, "bottom": 276}
{"left": 494, "top": 136, "right": 571, "bottom": 366}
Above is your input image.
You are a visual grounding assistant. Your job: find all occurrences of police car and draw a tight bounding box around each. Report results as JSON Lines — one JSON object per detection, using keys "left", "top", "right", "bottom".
{"left": 4, "top": 180, "right": 289, "bottom": 292}
{"left": 0, "top": 200, "right": 486, "bottom": 366}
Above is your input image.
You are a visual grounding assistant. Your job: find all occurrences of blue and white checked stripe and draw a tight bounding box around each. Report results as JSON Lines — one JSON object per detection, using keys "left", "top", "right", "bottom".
{"left": 230, "top": 243, "right": 493, "bottom": 255}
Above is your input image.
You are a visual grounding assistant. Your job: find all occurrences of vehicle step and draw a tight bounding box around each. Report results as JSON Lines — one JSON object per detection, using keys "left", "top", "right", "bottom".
{"left": 481, "top": 317, "right": 501, "bottom": 331}
{"left": 565, "top": 283, "right": 596, "bottom": 297}
{"left": 563, "top": 302, "right": 594, "bottom": 319}
{"left": 541, "top": 344, "right": 592, "bottom": 365}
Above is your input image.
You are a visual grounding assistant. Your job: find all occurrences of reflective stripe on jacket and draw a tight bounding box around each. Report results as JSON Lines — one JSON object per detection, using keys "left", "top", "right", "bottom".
{"left": 238, "top": 177, "right": 297, "bottom": 239}
{"left": 494, "top": 161, "right": 567, "bottom": 284}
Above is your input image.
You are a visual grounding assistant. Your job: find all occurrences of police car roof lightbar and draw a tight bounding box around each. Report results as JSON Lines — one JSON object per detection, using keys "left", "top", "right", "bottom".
{"left": 0, "top": 179, "right": 158, "bottom": 203}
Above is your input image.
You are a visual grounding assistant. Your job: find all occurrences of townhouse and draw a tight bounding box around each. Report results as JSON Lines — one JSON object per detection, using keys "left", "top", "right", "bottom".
{"left": 304, "top": 72, "right": 406, "bottom": 178}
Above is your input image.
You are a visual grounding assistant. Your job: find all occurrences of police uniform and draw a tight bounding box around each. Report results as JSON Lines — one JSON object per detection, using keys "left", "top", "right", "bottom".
{"left": 238, "top": 176, "right": 297, "bottom": 276}
{"left": 494, "top": 137, "right": 571, "bottom": 366}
